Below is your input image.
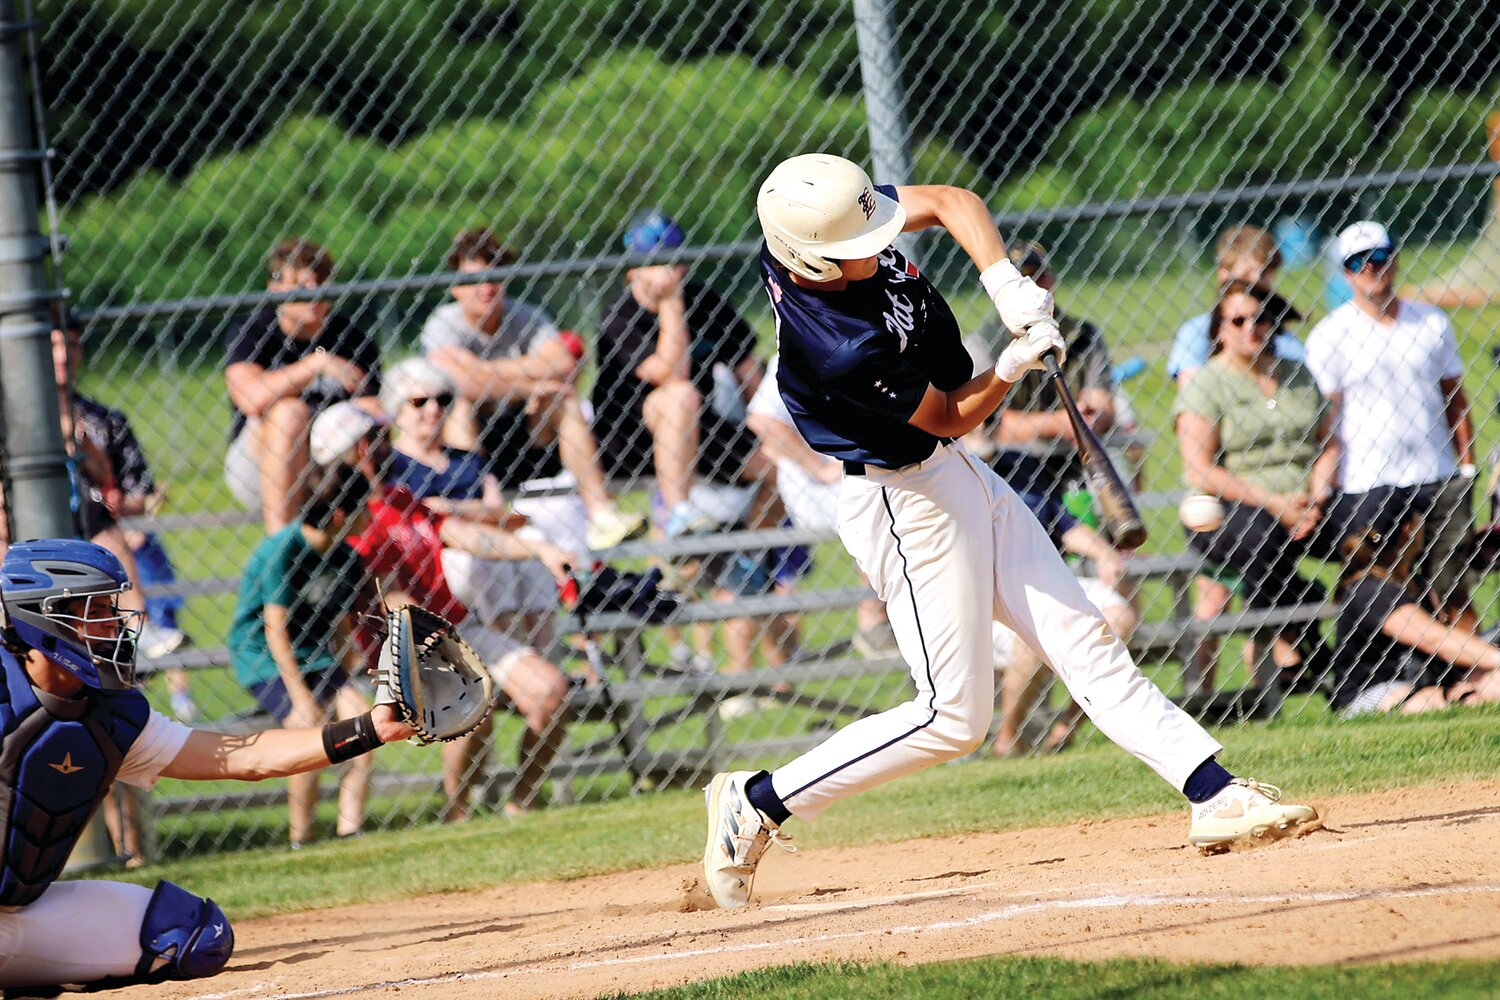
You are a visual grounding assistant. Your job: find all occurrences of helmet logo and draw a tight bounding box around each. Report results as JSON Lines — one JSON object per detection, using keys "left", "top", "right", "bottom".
{"left": 858, "top": 187, "right": 876, "bottom": 220}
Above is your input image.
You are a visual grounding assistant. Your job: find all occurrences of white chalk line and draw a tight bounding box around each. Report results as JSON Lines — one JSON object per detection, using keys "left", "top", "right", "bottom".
{"left": 181, "top": 881, "right": 1500, "bottom": 1000}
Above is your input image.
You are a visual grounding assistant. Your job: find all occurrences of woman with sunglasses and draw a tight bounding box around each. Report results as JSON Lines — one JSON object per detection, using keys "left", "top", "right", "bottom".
{"left": 379, "top": 358, "right": 512, "bottom": 525}
{"left": 1174, "top": 280, "right": 1347, "bottom": 689}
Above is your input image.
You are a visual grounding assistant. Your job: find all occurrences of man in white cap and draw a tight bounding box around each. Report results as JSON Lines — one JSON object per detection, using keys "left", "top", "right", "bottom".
{"left": 1305, "top": 221, "right": 1477, "bottom": 613}
{"left": 698, "top": 153, "right": 1320, "bottom": 909}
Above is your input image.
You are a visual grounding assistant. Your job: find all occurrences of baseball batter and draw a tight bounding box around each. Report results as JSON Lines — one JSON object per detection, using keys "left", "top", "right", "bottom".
{"left": 0, "top": 538, "right": 418, "bottom": 988}
{"left": 701, "top": 153, "right": 1319, "bottom": 908}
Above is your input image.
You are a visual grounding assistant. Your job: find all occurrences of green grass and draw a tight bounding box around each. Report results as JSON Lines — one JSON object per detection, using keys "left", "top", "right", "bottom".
{"left": 604, "top": 956, "right": 1500, "bottom": 999}
{"left": 84, "top": 704, "right": 1499, "bottom": 918}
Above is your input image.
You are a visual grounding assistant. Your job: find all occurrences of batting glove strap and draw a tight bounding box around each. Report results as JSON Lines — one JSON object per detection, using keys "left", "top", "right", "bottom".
{"left": 980, "top": 259, "right": 1055, "bottom": 336}
{"left": 323, "top": 712, "right": 383, "bottom": 764}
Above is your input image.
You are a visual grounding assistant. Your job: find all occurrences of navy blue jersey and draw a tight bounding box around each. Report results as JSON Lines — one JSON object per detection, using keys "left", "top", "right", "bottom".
{"left": 760, "top": 190, "right": 972, "bottom": 468}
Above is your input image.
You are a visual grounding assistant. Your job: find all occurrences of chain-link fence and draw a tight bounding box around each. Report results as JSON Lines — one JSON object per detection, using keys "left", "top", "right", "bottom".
{"left": 4, "top": 0, "right": 1498, "bottom": 859}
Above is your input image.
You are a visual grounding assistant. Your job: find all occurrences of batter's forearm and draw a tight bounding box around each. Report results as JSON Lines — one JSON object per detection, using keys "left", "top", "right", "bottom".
{"left": 910, "top": 370, "right": 1014, "bottom": 438}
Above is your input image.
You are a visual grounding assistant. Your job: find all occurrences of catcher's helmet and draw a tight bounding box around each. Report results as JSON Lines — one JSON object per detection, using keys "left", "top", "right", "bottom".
{"left": 0, "top": 538, "right": 141, "bottom": 688}
{"left": 757, "top": 153, "right": 905, "bottom": 281}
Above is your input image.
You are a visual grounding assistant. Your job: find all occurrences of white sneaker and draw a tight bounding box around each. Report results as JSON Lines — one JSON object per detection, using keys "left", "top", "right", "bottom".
{"left": 586, "top": 504, "right": 647, "bottom": 551}
{"left": 1188, "top": 778, "right": 1319, "bottom": 851}
{"left": 717, "top": 694, "right": 758, "bottom": 722}
{"left": 701, "top": 771, "right": 793, "bottom": 909}
{"left": 665, "top": 502, "right": 717, "bottom": 540}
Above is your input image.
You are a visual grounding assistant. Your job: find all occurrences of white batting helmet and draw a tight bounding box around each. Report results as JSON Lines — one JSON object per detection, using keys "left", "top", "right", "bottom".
{"left": 757, "top": 153, "right": 906, "bottom": 281}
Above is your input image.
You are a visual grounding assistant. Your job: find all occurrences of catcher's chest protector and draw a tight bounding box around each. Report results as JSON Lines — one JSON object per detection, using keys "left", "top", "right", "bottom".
{"left": 0, "top": 648, "right": 147, "bottom": 906}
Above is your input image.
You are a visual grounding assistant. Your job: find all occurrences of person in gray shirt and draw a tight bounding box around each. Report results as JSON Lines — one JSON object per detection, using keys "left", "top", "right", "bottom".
{"left": 422, "top": 229, "right": 644, "bottom": 551}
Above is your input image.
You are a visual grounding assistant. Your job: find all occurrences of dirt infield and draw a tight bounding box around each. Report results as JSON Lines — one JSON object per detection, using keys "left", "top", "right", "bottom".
{"left": 140, "top": 780, "right": 1499, "bottom": 1000}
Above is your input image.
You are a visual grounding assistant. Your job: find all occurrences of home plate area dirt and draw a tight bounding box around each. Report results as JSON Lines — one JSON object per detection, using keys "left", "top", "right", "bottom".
{"left": 140, "top": 780, "right": 1499, "bottom": 1000}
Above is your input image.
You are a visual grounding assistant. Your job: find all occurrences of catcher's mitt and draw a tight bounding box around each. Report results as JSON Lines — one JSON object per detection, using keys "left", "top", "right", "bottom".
{"left": 376, "top": 604, "right": 494, "bottom": 744}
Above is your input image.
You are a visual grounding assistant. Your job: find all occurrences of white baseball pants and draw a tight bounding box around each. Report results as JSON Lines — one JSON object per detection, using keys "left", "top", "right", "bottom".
{"left": 770, "top": 443, "right": 1222, "bottom": 819}
{"left": 0, "top": 880, "right": 154, "bottom": 986}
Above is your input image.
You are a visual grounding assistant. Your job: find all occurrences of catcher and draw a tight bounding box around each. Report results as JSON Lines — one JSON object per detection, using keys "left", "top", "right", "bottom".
{"left": 0, "top": 538, "right": 486, "bottom": 989}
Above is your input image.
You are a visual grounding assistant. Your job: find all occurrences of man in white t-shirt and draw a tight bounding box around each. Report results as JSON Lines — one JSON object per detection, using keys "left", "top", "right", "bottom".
{"left": 1304, "top": 221, "right": 1478, "bottom": 609}
{"left": 0, "top": 539, "right": 419, "bottom": 989}
{"left": 422, "top": 228, "right": 644, "bottom": 551}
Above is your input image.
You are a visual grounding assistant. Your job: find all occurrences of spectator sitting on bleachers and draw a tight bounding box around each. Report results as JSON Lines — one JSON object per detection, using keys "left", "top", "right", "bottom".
{"left": 1168, "top": 225, "right": 1301, "bottom": 384}
{"left": 1332, "top": 497, "right": 1500, "bottom": 717}
{"left": 380, "top": 357, "right": 521, "bottom": 526}
{"left": 421, "top": 228, "right": 644, "bottom": 552}
{"left": 52, "top": 319, "right": 196, "bottom": 703}
{"left": 380, "top": 356, "right": 580, "bottom": 648}
{"left": 1169, "top": 225, "right": 1302, "bottom": 689}
{"left": 227, "top": 462, "right": 377, "bottom": 849}
{"left": 592, "top": 210, "right": 777, "bottom": 538}
{"left": 310, "top": 402, "right": 576, "bottom": 817}
{"left": 746, "top": 354, "right": 896, "bottom": 659}
{"left": 224, "top": 238, "right": 382, "bottom": 533}
{"left": 1174, "top": 280, "right": 1345, "bottom": 691}
{"left": 990, "top": 487, "right": 1137, "bottom": 756}
{"left": 1306, "top": 221, "right": 1479, "bottom": 617}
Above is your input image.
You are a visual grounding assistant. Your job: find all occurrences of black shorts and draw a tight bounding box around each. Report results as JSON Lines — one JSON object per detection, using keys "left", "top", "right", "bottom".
{"left": 592, "top": 402, "right": 755, "bottom": 486}
{"left": 476, "top": 403, "right": 563, "bottom": 490}
{"left": 248, "top": 665, "right": 351, "bottom": 721}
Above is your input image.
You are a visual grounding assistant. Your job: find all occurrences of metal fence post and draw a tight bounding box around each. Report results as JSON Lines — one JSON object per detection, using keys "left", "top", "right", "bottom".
{"left": 0, "top": 1, "right": 68, "bottom": 540}
{"left": 853, "top": 0, "right": 923, "bottom": 263}
{"left": 852, "top": 0, "right": 914, "bottom": 188}
{"left": 0, "top": 3, "right": 117, "bottom": 871}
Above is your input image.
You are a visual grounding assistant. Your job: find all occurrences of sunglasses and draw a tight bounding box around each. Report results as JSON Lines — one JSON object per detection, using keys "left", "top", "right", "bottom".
{"left": 1343, "top": 247, "right": 1394, "bottom": 273}
{"left": 1224, "top": 312, "right": 1275, "bottom": 329}
{"left": 407, "top": 393, "right": 454, "bottom": 410}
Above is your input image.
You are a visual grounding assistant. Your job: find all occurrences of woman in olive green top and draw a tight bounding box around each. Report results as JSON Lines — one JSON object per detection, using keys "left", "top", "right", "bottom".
{"left": 1174, "top": 281, "right": 1357, "bottom": 678}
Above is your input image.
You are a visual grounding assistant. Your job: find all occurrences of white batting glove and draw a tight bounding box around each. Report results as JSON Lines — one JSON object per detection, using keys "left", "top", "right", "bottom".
{"left": 980, "top": 259, "right": 1055, "bottom": 336}
{"left": 994, "top": 321, "right": 1066, "bottom": 383}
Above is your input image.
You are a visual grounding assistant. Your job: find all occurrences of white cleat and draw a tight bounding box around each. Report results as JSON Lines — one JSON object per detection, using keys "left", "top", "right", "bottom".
{"left": 701, "top": 771, "right": 793, "bottom": 909}
{"left": 1189, "top": 778, "right": 1320, "bottom": 852}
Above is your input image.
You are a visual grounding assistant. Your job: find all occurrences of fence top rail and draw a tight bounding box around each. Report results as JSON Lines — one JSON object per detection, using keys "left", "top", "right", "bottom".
{"left": 71, "top": 160, "right": 1498, "bottom": 325}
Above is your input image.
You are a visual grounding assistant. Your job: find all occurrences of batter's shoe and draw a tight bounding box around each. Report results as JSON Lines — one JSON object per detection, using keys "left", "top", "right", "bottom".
{"left": 702, "top": 771, "right": 793, "bottom": 909}
{"left": 1188, "top": 778, "right": 1319, "bottom": 851}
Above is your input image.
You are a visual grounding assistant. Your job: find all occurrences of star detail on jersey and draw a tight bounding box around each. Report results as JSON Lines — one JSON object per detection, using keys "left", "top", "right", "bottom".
{"left": 49, "top": 752, "right": 84, "bottom": 775}
{"left": 872, "top": 378, "right": 900, "bottom": 399}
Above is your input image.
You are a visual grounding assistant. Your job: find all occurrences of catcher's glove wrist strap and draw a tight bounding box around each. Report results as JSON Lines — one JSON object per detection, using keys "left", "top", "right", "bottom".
{"left": 323, "top": 712, "right": 383, "bottom": 764}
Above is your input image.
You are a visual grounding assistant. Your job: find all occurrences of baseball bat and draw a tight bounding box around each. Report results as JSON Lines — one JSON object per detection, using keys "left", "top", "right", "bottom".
{"left": 1042, "top": 353, "right": 1149, "bottom": 550}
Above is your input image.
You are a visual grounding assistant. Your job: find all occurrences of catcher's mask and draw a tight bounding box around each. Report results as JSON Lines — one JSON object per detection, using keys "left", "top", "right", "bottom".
{"left": 0, "top": 538, "right": 142, "bottom": 688}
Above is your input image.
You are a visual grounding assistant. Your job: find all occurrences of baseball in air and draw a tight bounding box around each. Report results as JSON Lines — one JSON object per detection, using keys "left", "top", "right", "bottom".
{"left": 1178, "top": 494, "right": 1226, "bottom": 532}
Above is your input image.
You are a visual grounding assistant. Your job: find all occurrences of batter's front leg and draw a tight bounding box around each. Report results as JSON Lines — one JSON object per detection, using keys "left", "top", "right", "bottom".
{"left": 988, "top": 483, "right": 1222, "bottom": 790}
